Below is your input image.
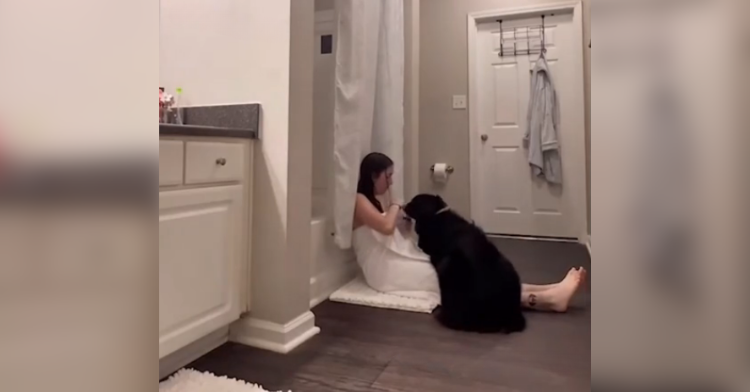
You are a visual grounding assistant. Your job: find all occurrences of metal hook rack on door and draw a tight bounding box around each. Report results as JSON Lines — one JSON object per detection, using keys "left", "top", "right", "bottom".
{"left": 496, "top": 14, "right": 552, "bottom": 58}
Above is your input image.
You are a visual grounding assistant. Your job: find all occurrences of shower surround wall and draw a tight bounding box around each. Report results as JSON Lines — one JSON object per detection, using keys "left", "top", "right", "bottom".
{"left": 312, "top": 9, "right": 337, "bottom": 204}
{"left": 311, "top": 8, "right": 357, "bottom": 306}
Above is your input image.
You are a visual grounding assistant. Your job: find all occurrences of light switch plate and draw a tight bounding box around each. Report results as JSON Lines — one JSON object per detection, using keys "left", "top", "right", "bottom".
{"left": 452, "top": 95, "right": 467, "bottom": 110}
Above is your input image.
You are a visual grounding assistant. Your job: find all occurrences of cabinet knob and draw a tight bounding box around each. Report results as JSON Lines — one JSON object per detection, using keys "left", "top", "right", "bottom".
{"left": 216, "top": 158, "right": 227, "bottom": 166}
{"left": 481, "top": 134, "right": 488, "bottom": 142}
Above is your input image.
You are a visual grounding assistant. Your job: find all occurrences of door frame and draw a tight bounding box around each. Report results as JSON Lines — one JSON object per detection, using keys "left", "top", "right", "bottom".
{"left": 467, "top": 1, "right": 588, "bottom": 242}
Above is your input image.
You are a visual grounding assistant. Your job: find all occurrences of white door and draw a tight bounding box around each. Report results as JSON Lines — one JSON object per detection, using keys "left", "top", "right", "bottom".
{"left": 159, "top": 185, "right": 242, "bottom": 358}
{"left": 472, "top": 10, "right": 586, "bottom": 239}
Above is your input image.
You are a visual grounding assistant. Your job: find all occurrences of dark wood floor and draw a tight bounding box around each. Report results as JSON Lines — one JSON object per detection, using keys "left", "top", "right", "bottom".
{"left": 187, "top": 238, "right": 591, "bottom": 392}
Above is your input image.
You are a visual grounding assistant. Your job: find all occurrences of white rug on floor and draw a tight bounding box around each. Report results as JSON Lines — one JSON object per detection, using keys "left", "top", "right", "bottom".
{"left": 329, "top": 276, "right": 440, "bottom": 314}
{"left": 160, "top": 369, "right": 289, "bottom": 392}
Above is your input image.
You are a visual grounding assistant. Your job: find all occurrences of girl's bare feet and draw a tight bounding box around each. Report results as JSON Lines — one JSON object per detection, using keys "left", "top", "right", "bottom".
{"left": 564, "top": 267, "right": 588, "bottom": 283}
{"left": 548, "top": 267, "right": 587, "bottom": 312}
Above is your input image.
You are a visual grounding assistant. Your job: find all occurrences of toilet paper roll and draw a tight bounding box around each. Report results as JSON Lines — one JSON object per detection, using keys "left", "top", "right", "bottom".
{"left": 432, "top": 163, "right": 449, "bottom": 183}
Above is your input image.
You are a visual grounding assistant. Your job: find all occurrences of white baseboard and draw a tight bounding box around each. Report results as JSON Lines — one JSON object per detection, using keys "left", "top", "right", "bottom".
{"left": 229, "top": 311, "right": 320, "bottom": 354}
{"left": 159, "top": 326, "right": 228, "bottom": 380}
{"left": 310, "top": 260, "right": 358, "bottom": 308}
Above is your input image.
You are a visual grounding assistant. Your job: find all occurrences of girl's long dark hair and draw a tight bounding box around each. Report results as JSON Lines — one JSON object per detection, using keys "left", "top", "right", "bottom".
{"left": 357, "top": 152, "right": 394, "bottom": 213}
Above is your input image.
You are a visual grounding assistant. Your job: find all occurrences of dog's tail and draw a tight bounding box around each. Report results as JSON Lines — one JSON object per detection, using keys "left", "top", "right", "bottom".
{"left": 434, "top": 305, "right": 527, "bottom": 334}
{"left": 504, "top": 310, "right": 527, "bottom": 333}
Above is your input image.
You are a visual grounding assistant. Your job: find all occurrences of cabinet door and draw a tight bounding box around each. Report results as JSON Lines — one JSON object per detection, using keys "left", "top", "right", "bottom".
{"left": 159, "top": 185, "right": 242, "bottom": 358}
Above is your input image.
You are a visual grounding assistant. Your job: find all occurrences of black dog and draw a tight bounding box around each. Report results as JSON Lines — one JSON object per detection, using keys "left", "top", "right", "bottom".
{"left": 404, "top": 194, "right": 526, "bottom": 333}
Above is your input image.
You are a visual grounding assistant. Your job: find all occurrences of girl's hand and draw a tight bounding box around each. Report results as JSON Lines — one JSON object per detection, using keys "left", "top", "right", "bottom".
{"left": 388, "top": 190, "right": 404, "bottom": 209}
{"left": 396, "top": 211, "right": 414, "bottom": 236}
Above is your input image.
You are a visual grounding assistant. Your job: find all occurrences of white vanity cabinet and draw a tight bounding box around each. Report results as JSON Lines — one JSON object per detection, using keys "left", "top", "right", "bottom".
{"left": 158, "top": 138, "right": 252, "bottom": 360}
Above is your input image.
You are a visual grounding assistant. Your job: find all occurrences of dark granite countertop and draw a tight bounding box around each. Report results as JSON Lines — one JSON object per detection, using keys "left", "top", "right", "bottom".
{"left": 159, "top": 103, "right": 260, "bottom": 139}
{"left": 159, "top": 123, "right": 258, "bottom": 139}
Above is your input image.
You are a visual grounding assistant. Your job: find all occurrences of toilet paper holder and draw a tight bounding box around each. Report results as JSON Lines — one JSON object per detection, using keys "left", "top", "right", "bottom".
{"left": 430, "top": 164, "right": 455, "bottom": 174}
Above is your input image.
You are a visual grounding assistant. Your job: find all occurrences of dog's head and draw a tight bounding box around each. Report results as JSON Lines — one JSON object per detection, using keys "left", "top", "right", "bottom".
{"left": 404, "top": 194, "right": 448, "bottom": 221}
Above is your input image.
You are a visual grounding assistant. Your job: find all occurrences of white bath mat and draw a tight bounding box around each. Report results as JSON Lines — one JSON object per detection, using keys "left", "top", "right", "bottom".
{"left": 329, "top": 276, "right": 440, "bottom": 314}
{"left": 160, "top": 369, "right": 288, "bottom": 392}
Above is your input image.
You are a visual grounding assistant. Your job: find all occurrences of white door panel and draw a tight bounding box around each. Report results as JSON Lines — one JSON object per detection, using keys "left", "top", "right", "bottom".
{"left": 473, "top": 11, "right": 585, "bottom": 239}
{"left": 159, "top": 185, "right": 242, "bottom": 358}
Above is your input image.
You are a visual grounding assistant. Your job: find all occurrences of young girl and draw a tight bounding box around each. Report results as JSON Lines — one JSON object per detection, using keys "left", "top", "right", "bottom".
{"left": 352, "top": 152, "right": 587, "bottom": 312}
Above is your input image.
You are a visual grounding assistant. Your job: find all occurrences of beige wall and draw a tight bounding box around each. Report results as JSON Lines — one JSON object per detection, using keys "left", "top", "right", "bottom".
{"left": 404, "top": 0, "right": 421, "bottom": 199}
{"left": 419, "top": 0, "right": 591, "bottom": 234}
{"left": 283, "top": 0, "right": 315, "bottom": 319}
{"left": 584, "top": 0, "right": 590, "bottom": 235}
{"left": 160, "top": 0, "right": 290, "bottom": 112}
{"left": 315, "top": 0, "right": 334, "bottom": 12}
{"left": 242, "top": 0, "right": 314, "bottom": 326}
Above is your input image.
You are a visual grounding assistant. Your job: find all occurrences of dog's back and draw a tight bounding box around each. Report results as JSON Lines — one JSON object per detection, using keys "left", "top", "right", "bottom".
{"left": 424, "top": 212, "right": 526, "bottom": 333}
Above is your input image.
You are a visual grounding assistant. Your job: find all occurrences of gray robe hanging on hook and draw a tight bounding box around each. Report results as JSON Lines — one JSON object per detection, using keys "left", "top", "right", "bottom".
{"left": 524, "top": 52, "right": 563, "bottom": 184}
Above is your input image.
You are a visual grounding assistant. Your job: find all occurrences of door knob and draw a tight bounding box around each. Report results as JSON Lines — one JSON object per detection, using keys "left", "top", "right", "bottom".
{"left": 481, "top": 134, "right": 488, "bottom": 142}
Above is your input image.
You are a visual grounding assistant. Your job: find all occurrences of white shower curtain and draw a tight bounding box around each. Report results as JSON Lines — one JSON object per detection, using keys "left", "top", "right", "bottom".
{"left": 332, "top": 0, "right": 404, "bottom": 249}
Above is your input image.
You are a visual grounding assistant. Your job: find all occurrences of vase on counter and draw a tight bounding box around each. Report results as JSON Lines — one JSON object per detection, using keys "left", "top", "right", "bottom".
{"left": 160, "top": 89, "right": 177, "bottom": 124}
{"left": 159, "top": 88, "right": 166, "bottom": 123}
